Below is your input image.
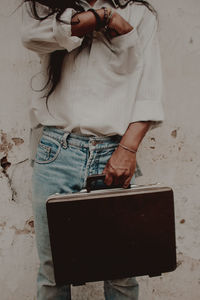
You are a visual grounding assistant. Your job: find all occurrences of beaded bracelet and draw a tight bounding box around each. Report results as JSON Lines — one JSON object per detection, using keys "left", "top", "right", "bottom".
{"left": 87, "top": 7, "right": 113, "bottom": 32}
{"left": 87, "top": 8, "right": 103, "bottom": 31}
{"left": 102, "top": 7, "right": 113, "bottom": 29}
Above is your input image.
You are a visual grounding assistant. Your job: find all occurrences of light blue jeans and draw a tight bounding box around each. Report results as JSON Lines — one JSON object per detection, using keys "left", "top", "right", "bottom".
{"left": 32, "top": 126, "right": 139, "bottom": 300}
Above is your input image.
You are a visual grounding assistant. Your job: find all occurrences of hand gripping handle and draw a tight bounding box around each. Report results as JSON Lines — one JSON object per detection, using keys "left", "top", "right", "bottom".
{"left": 86, "top": 174, "right": 106, "bottom": 193}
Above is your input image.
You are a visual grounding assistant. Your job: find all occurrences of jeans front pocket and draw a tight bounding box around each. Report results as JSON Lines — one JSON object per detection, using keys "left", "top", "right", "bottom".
{"left": 35, "top": 134, "right": 61, "bottom": 164}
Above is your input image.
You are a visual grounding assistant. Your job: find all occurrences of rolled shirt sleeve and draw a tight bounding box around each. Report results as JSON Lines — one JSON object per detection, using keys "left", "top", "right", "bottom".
{"left": 21, "top": 2, "right": 83, "bottom": 54}
{"left": 131, "top": 11, "right": 164, "bottom": 126}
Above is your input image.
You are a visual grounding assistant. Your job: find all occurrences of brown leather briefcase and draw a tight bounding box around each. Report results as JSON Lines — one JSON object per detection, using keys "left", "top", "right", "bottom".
{"left": 46, "top": 174, "right": 177, "bottom": 286}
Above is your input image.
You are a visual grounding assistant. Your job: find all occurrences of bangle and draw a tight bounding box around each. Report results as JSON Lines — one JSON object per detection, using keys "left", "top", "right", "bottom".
{"left": 101, "top": 7, "right": 109, "bottom": 27}
{"left": 88, "top": 8, "right": 102, "bottom": 31}
{"left": 106, "top": 8, "right": 113, "bottom": 27}
{"left": 102, "top": 7, "right": 113, "bottom": 29}
{"left": 118, "top": 143, "right": 137, "bottom": 154}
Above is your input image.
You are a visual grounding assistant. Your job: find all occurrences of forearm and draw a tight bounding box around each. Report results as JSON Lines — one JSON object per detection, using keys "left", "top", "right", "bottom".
{"left": 21, "top": 3, "right": 84, "bottom": 54}
{"left": 120, "top": 121, "right": 151, "bottom": 152}
{"left": 71, "top": 9, "right": 105, "bottom": 37}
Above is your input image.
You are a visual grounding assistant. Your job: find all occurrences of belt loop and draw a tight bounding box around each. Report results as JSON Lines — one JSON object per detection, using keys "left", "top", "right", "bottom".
{"left": 61, "top": 132, "right": 70, "bottom": 149}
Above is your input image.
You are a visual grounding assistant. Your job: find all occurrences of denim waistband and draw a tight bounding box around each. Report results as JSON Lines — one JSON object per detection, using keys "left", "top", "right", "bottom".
{"left": 42, "top": 126, "right": 122, "bottom": 150}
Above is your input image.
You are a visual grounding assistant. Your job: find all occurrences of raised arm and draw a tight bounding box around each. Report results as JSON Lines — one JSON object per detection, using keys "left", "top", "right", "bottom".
{"left": 21, "top": 2, "right": 84, "bottom": 54}
{"left": 21, "top": 2, "right": 133, "bottom": 54}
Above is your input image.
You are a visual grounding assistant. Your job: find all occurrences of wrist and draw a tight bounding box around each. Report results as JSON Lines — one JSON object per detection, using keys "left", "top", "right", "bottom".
{"left": 94, "top": 7, "right": 113, "bottom": 31}
{"left": 115, "top": 146, "right": 136, "bottom": 164}
{"left": 96, "top": 8, "right": 112, "bottom": 23}
{"left": 88, "top": 8, "right": 103, "bottom": 31}
{"left": 118, "top": 143, "right": 137, "bottom": 154}
{"left": 96, "top": 8, "right": 104, "bottom": 21}
{"left": 120, "top": 121, "right": 151, "bottom": 152}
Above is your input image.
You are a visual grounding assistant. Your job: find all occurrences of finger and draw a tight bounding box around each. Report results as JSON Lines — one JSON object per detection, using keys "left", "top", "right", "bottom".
{"left": 112, "top": 168, "right": 130, "bottom": 186}
{"left": 103, "top": 168, "right": 113, "bottom": 186}
{"left": 123, "top": 176, "right": 131, "bottom": 189}
{"left": 113, "top": 173, "right": 126, "bottom": 186}
{"left": 105, "top": 172, "right": 113, "bottom": 186}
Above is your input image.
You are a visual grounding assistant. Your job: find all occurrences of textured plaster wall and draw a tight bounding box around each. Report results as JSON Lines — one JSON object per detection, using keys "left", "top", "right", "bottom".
{"left": 0, "top": 0, "right": 200, "bottom": 299}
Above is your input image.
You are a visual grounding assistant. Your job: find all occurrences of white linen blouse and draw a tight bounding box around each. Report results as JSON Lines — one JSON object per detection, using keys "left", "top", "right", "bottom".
{"left": 21, "top": 0, "right": 164, "bottom": 161}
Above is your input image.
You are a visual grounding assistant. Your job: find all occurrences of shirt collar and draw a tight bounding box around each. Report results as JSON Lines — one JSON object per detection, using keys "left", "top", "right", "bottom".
{"left": 110, "top": 0, "right": 120, "bottom": 8}
{"left": 80, "top": 0, "right": 121, "bottom": 9}
{"left": 103, "top": 0, "right": 130, "bottom": 8}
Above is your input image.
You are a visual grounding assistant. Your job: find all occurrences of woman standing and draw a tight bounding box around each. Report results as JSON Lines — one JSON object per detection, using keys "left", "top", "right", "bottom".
{"left": 21, "top": 0, "right": 164, "bottom": 299}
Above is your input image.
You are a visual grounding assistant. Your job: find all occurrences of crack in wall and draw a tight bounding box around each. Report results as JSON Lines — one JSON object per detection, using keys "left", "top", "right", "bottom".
{"left": 0, "top": 156, "right": 29, "bottom": 202}
{"left": 0, "top": 156, "right": 16, "bottom": 201}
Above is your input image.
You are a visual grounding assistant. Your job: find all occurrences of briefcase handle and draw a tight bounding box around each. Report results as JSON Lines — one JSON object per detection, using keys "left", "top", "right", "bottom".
{"left": 86, "top": 174, "right": 106, "bottom": 192}
{"left": 86, "top": 174, "right": 132, "bottom": 193}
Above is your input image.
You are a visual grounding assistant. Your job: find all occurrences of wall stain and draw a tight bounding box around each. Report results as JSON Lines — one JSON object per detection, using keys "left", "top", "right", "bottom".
{"left": 12, "top": 137, "right": 24, "bottom": 146}
{"left": 177, "top": 259, "right": 183, "bottom": 267}
{"left": 171, "top": 130, "right": 177, "bottom": 138}
{"left": 0, "top": 130, "right": 25, "bottom": 154}
{"left": 180, "top": 219, "right": 186, "bottom": 224}
{"left": 149, "top": 137, "right": 156, "bottom": 149}
{"left": 0, "top": 156, "right": 17, "bottom": 201}
{"left": 0, "top": 157, "right": 29, "bottom": 202}
{"left": 0, "top": 222, "right": 6, "bottom": 229}
{"left": 0, "top": 156, "right": 11, "bottom": 171}
{"left": 11, "top": 218, "right": 35, "bottom": 235}
{"left": 0, "top": 131, "right": 13, "bottom": 155}
{"left": 0, "top": 129, "right": 28, "bottom": 202}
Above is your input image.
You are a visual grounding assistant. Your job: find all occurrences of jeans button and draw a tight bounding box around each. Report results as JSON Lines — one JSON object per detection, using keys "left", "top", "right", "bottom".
{"left": 91, "top": 141, "right": 97, "bottom": 146}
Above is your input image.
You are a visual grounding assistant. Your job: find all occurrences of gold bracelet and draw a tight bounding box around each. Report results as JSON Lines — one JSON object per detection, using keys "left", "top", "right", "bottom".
{"left": 119, "top": 143, "right": 137, "bottom": 154}
{"left": 105, "top": 8, "right": 113, "bottom": 27}
{"left": 100, "top": 7, "right": 113, "bottom": 29}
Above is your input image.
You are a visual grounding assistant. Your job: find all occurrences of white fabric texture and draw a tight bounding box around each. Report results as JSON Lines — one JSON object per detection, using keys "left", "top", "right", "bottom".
{"left": 21, "top": 2, "right": 83, "bottom": 53}
{"left": 21, "top": 0, "right": 164, "bottom": 161}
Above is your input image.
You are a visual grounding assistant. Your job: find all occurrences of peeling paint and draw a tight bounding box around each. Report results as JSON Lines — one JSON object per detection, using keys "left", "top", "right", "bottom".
{"left": 171, "top": 130, "right": 177, "bottom": 138}
{"left": 176, "top": 260, "right": 183, "bottom": 267}
{"left": 11, "top": 218, "right": 35, "bottom": 235}
{"left": 0, "top": 222, "right": 7, "bottom": 229}
{"left": 0, "top": 131, "right": 25, "bottom": 157}
{"left": 0, "top": 156, "right": 11, "bottom": 171}
{"left": 12, "top": 137, "right": 24, "bottom": 146}
{"left": 27, "top": 219, "right": 34, "bottom": 229}
{"left": 0, "top": 156, "right": 16, "bottom": 201}
{"left": 180, "top": 219, "right": 186, "bottom": 224}
{"left": 0, "top": 131, "right": 13, "bottom": 155}
{"left": 0, "top": 157, "right": 29, "bottom": 202}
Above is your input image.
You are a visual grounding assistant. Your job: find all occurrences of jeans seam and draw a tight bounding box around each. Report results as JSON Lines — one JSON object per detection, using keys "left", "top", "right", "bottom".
{"left": 42, "top": 133, "right": 62, "bottom": 144}
{"left": 83, "top": 149, "right": 96, "bottom": 187}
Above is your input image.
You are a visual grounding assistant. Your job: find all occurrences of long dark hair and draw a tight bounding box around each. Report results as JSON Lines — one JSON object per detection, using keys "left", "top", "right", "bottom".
{"left": 25, "top": 0, "right": 156, "bottom": 101}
